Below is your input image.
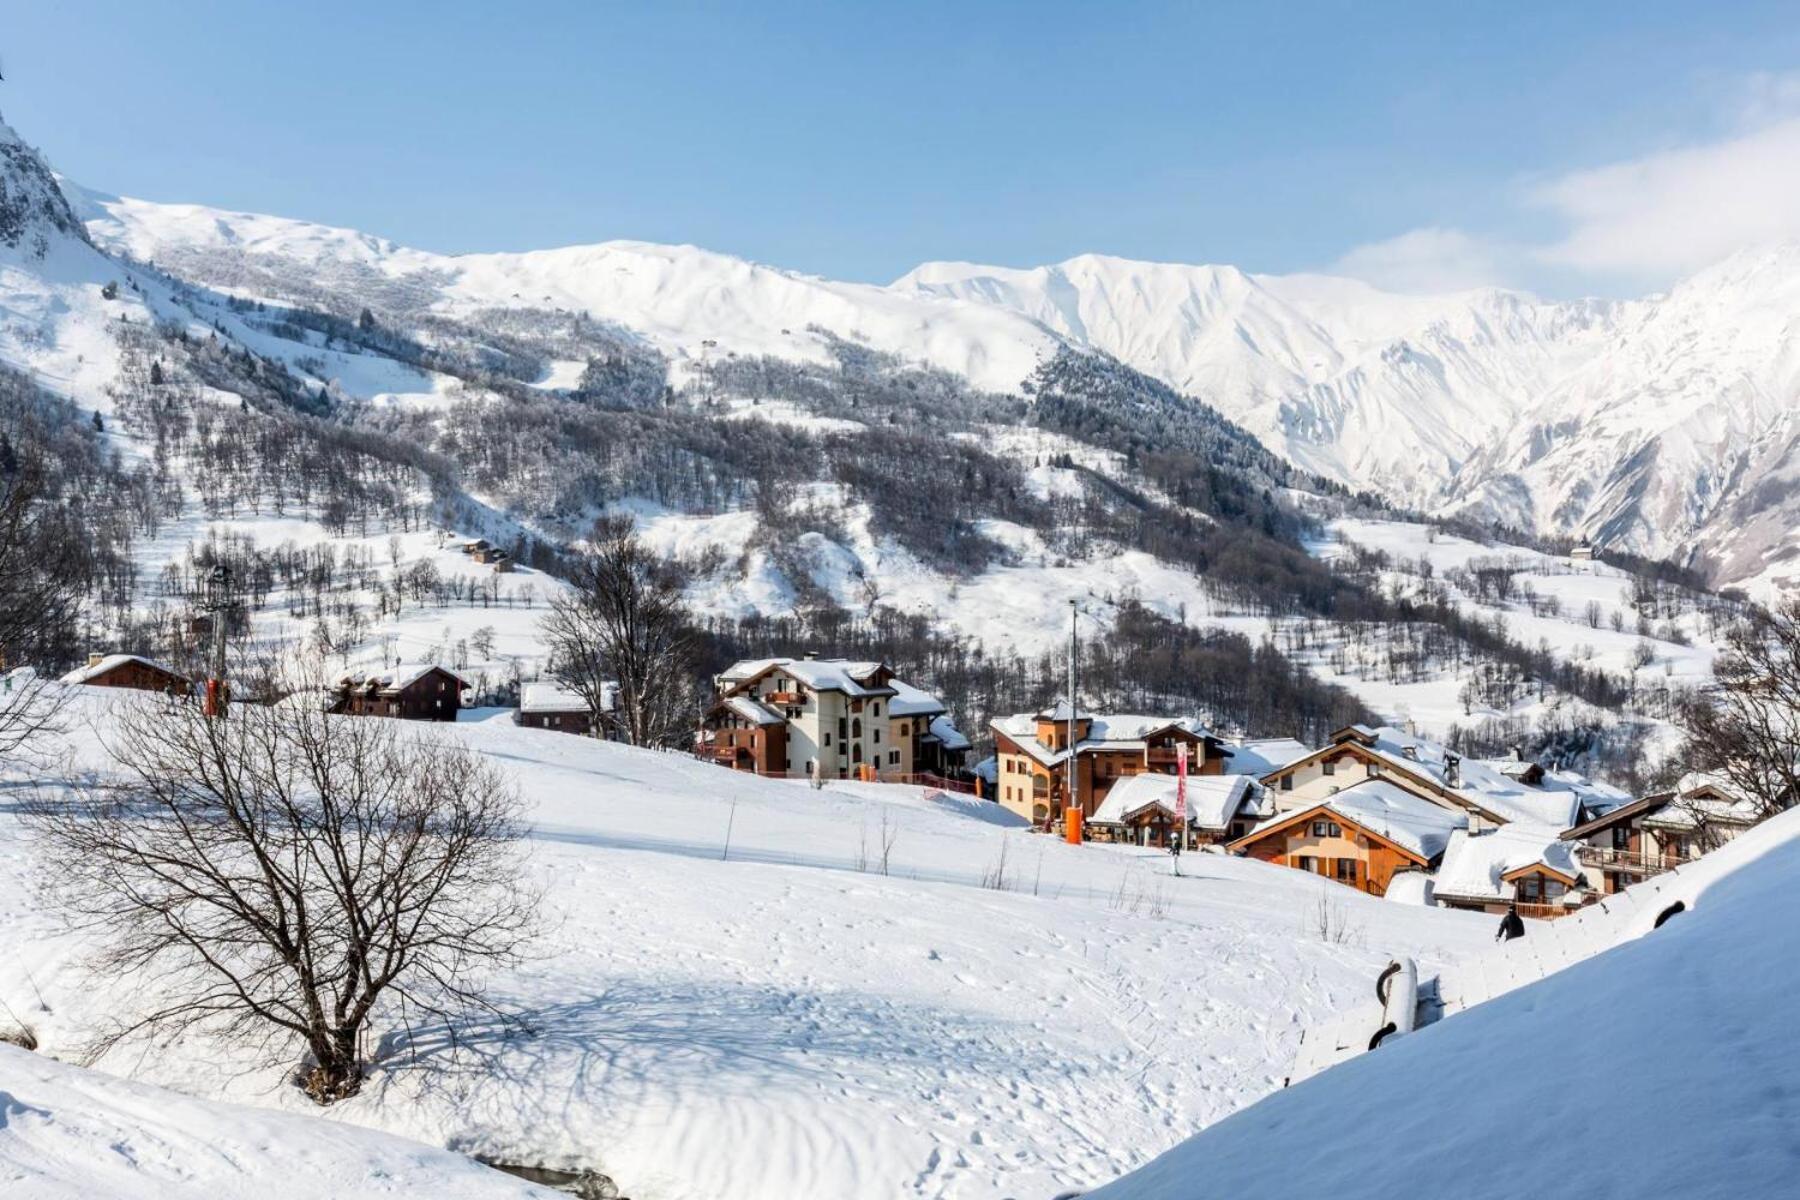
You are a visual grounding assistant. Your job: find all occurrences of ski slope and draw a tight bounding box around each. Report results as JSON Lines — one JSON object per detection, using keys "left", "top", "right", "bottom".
{"left": 0, "top": 688, "right": 1494, "bottom": 1200}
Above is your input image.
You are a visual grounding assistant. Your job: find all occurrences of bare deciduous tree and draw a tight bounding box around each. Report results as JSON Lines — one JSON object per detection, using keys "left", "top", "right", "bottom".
{"left": 540, "top": 515, "right": 701, "bottom": 747}
{"left": 23, "top": 695, "right": 538, "bottom": 1103}
{"left": 1680, "top": 597, "right": 1800, "bottom": 831}
{"left": 0, "top": 463, "right": 78, "bottom": 759}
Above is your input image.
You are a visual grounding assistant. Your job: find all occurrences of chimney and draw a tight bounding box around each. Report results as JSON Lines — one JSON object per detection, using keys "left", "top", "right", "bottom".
{"left": 88, "top": 652, "right": 104, "bottom": 668}
{"left": 1445, "top": 752, "right": 1462, "bottom": 788}
{"left": 802, "top": 650, "right": 818, "bottom": 661}
{"left": 1402, "top": 745, "right": 1419, "bottom": 761}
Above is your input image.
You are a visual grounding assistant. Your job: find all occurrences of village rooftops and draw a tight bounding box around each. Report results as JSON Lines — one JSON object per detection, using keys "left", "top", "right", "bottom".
{"left": 1432, "top": 825, "right": 1583, "bottom": 905}
{"left": 1239, "top": 778, "right": 1466, "bottom": 862}
{"left": 1564, "top": 780, "right": 1764, "bottom": 840}
{"left": 60, "top": 654, "right": 186, "bottom": 686}
{"left": 717, "top": 657, "right": 897, "bottom": 698}
{"left": 992, "top": 711, "right": 1218, "bottom": 769}
{"left": 336, "top": 664, "right": 470, "bottom": 694}
{"left": 1089, "top": 772, "right": 1269, "bottom": 832}
{"left": 1296, "top": 724, "right": 1625, "bottom": 828}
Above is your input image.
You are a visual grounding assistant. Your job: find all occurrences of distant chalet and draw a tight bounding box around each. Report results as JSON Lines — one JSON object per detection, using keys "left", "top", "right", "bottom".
{"left": 331, "top": 664, "right": 468, "bottom": 721}
{"left": 517, "top": 681, "right": 616, "bottom": 738}
{"left": 60, "top": 653, "right": 192, "bottom": 696}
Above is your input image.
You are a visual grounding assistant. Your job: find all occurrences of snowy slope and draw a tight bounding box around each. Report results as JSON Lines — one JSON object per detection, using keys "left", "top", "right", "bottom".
{"left": 1, "top": 688, "right": 1494, "bottom": 1200}
{"left": 0, "top": 1047, "right": 553, "bottom": 1200}
{"left": 1084, "top": 804, "right": 1800, "bottom": 1200}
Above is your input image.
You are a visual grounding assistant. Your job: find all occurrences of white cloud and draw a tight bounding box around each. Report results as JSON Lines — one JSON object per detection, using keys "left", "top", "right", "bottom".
{"left": 1328, "top": 74, "right": 1800, "bottom": 296}
{"left": 1528, "top": 116, "right": 1800, "bottom": 281}
{"left": 1330, "top": 226, "right": 1516, "bottom": 294}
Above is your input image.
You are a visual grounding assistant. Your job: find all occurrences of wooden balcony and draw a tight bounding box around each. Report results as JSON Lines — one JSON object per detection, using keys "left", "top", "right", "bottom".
{"left": 764, "top": 691, "right": 804, "bottom": 706}
{"left": 1575, "top": 845, "right": 1684, "bottom": 877}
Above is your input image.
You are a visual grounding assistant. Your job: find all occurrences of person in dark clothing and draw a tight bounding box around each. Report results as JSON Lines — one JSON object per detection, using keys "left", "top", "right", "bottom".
{"left": 1496, "top": 903, "right": 1526, "bottom": 942}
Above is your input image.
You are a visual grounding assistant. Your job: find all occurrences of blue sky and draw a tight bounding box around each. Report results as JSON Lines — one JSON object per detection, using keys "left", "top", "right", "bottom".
{"left": 10, "top": 2, "right": 1800, "bottom": 292}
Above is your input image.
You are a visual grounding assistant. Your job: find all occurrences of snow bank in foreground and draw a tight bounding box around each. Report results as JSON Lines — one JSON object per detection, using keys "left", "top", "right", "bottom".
{"left": 1086, "top": 806, "right": 1800, "bottom": 1200}
{"left": 0, "top": 1045, "right": 550, "bottom": 1200}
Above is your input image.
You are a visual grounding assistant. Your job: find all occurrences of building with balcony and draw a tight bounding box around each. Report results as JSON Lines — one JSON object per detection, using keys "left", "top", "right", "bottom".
{"left": 989, "top": 704, "right": 1230, "bottom": 826}
{"left": 699, "top": 657, "right": 968, "bottom": 781}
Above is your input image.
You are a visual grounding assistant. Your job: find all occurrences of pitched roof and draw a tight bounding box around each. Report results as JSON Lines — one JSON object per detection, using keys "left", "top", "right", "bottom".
{"left": 718, "top": 657, "right": 895, "bottom": 698}
{"left": 722, "top": 695, "right": 785, "bottom": 726}
{"left": 60, "top": 654, "right": 186, "bottom": 685}
{"left": 1225, "top": 738, "right": 1313, "bottom": 777}
{"left": 520, "top": 682, "right": 608, "bottom": 714}
{"left": 1236, "top": 779, "right": 1465, "bottom": 862}
{"left": 1432, "top": 825, "right": 1583, "bottom": 903}
{"left": 923, "top": 713, "right": 971, "bottom": 752}
{"left": 338, "top": 663, "right": 470, "bottom": 693}
{"left": 1090, "top": 773, "right": 1265, "bottom": 832}
{"left": 887, "top": 677, "right": 948, "bottom": 717}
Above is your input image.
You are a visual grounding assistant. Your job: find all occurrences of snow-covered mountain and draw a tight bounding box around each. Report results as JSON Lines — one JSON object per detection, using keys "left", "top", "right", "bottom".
{"left": 899, "top": 253, "right": 1800, "bottom": 593}
{"left": 67, "top": 165, "right": 1800, "bottom": 591}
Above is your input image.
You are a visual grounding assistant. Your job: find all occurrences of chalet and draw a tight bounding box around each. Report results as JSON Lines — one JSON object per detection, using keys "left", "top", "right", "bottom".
{"left": 332, "top": 664, "right": 468, "bottom": 721}
{"left": 60, "top": 653, "right": 192, "bottom": 696}
{"left": 700, "top": 657, "right": 969, "bottom": 780}
{"left": 517, "top": 681, "right": 615, "bottom": 737}
{"left": 1260, "top": 725, "right": 1617, "bottom": 832}
{"left": 1226, "top": 778, "right": 1464, "bottom": 896}
{"left": 1431, "top": 825, "right": 1587, "bottom": 919}
{"left": 989, "top": 705, "right": 1229, "bottom": 826}
{"left": 1087, "top": 772, "right": 1271, "bottom": 848}
{"left": 1561, "top": 779, "right": 1767, "bottom": 895}
{"left": 1569, "top": 538, "right": 1596, "bottom": 562}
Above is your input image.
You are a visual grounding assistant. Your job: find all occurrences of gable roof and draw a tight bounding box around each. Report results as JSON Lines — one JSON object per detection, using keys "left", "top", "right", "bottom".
{"left": 1090, "top": 773, "right": 1267, "bottom": 832}
{"left": 521, "top": 682, "right": 612, "bottom": 714}
{"left": 1432, "top": 825, "right": 1583, "bottom": 903}
{"left": 60, "top": 654, "right": 187, "bottom": 685}
{"left": 719, "top": 695, "right": 785, "bottom": 726}
{"left": 922, "top": 713, "right": 971, "bottom": 752}
{"left": 1225, "top": 738, "right": 1313, "bottom": 777}
{"left": 1232, "top": 779, "right": 1466, "bottom": 863}
{"left": 719, "top": 657, "right": 895, "bottom": 698}
{"left": 338, "top": 663, "right": 470, "bottom": 694}
{"left": 887, "top": 678, "right": 948, "bottom": 718}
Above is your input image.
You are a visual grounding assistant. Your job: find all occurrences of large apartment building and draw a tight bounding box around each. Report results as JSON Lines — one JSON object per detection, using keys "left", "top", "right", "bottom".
{"left": 989, "top": 704, "right": 1229, "bottom": 826}
{"left": 700, "top": 657, "right": 968, "bottom": 780}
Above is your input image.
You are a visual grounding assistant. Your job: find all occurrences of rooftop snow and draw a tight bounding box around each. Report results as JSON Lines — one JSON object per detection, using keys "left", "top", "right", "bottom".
{"left": 1432, "top": 825, "right": 1582, "bottom": 903}
{"left": 1090, "top": 773, "right": 1264, "bottom": 832}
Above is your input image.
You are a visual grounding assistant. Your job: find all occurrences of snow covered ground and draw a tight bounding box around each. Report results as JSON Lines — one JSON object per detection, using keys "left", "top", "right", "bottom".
{"left": 1085, "top": 803, "right": 1800, "bottom": 1200}
{"left": 1, "top": 689, "right": 1495, "bottom": 1200}
{"left": 0, "top": 1046, "right": 553, "bottom": 1200}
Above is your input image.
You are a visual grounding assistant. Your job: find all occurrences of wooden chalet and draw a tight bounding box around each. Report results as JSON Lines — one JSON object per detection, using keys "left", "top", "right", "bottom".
{"left": 1226, "top": 778, "right": 1464, "bottom": 896}
{"left": 1261, "top": 724, "right": 1513, "bottom": 830}
{"left": 1431, "top": 826, "right": 1587, "bottom": 919}
{"left": 517, "top": 681, "right": 613, "bottom": 737}
{"left": 989, "top": 705, "right": 1230, "bottom": 827}
{"left": 60, "top": 653, "right": 192, "bottom": 696}
{"left": 1561, "top": 781, "right": 1768, "bottom": 895}
{"left": 1087, "top": 772, "right": 1270, "bottom": 849}
{"left": 332, "top": 664, "right": 468, "bottom": 721}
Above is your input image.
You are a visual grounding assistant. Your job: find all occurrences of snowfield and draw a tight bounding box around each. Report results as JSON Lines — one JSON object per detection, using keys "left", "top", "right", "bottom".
{"left": 2, "top": 689, "right": 1493, "bottom": 1200}
{"left": 1086, "top": 803, "right": 1800, "bottom": 1200}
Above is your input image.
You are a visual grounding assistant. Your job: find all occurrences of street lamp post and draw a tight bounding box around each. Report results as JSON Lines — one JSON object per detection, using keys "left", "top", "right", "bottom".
{"left": 202, "top": 563, "right": 230, "bottom": 718}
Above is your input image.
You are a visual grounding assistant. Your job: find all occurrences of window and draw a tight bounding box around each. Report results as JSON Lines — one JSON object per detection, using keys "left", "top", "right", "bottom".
{"left": 874, "top": 727, "right": 881, "bottom": 744}
{"left": 1322, "top": 759, "right": 1336, "bottom": 777}
{"left": 852, "top": 718, "right": 862, "bottom": 739}
{"left": 1518, "top": 876, "right": 1542, "bottom": 902}
{"left": 1612, "top": 825, "right": 1631, "bottom": 850}
{"left": 824, "top": 732, "right": 832, "bottom": 747}
{"left": 1310, "top": 820, "right": 1342, "bottom": 838}
{"left": 838, "top": 717, "right": 847, "bottom": 741}
{"left": 873, "top": 702, "right": 881, "bottom": 717}
{"left": 1296, "top": 855, "right": 1320, "bottom": 873}
{"left": 897, "top": 720, "right": 908, "bottom": 737}
{"left": 1334, "top": 858, "right": 1357, "bottom": 883}
{"left": 1280, "top": 774, "right": 1293, "bottom": 792}
{"left": 1366, "top": 762, "right": 1380, "bottom": 777}
{"left": 889, "top": 750, "right": 899, "bottom": 765}
{"left": 1544, "top": 879, "right": 1566, "bottom": 899}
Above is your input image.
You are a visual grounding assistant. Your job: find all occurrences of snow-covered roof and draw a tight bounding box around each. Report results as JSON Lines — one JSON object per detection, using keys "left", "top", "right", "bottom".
{"left": 718, "top": 657, "right": 894, "bottom": 697}
{"left": 1225, "top": 738, "right": 1312, "bottom": 777}
{"left": 992, "top": 711, "right": 1210, "bottom": 768}
{"left": 887, "top": 678, "right": 948, "bottom": 717}
{"left": 1306, "top": 725, "right": 1623, "bottom": 828}
{"left": 1432, "top": 825, "right": 1583, "bottom": 903}
{"left": 521, "top": 682, "right": 611, "bottom": 714}
{"left": 723, "top": 695, "right": 785, "bottom": 726}
{"left": 60, "top": 654, "right": 184, "bottom": 685}
{"left": 1242, "top": 778, "right": 1464, "bottom": 862}
{"left": 1090, "top": 773, "right": 1264, "bottom": 832}
{"left": 338, "top": 663, "right": 470, "bottom": 693}
{"left": 923, "top": 714, "right": 971, "bottom": 752}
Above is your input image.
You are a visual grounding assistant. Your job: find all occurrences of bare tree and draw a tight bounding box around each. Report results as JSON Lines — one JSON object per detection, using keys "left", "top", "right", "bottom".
{"left": 540, "top": 515, "right": 701, "bottom": 747}
{"left": 1680, "top": 597, "right": 1800, "bottom": 827}
{"left": 23, "top": 692, "right": 538, "bottom": 1103}
{"left": 0, "top": 463, "right": 78, "bottom": 759}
